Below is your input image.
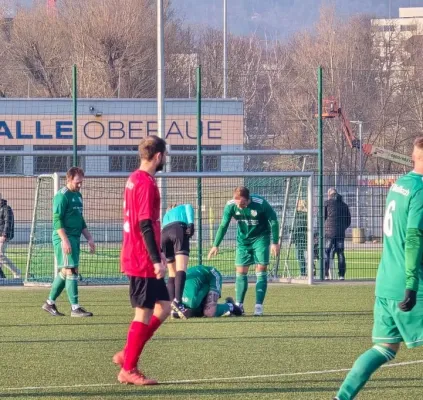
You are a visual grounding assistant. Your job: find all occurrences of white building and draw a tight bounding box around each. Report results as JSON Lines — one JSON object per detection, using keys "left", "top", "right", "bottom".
{"left": 372, "top": 7, "right": 423, "bottom": 73}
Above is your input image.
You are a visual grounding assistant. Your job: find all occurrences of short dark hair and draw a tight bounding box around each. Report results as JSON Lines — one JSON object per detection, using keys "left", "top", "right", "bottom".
{"left": 414, "top": 137, "right": 423, "bottom": 149}
{"left": 66, "top": 167, "right": 85, "bottom": 180}
{"left": 233, "top": 186, "right": 250, "bottom": 199}
{"left": 139, "top": 135, "right": 167, "bottom": 161}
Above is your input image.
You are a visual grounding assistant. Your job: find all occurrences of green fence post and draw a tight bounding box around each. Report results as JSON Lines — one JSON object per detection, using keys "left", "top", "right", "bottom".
{"left": 196, "top": 66, "right": 203, "bottom": 265}
{"left": 317, "top": 66, "right": 324, "bottom": 281}
{"left": 72, "top": 64, "right": 78, "bottom": 167}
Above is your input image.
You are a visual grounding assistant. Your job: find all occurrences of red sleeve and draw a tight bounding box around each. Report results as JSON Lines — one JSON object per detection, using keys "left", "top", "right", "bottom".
{"left": 136, "top": 179, "right": 155, "bottom": 221}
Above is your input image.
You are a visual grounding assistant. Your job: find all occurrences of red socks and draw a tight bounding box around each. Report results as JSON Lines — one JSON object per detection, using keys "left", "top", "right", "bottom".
{"left": 146, "top": 315, "right": 162, "bottom": 341}
{"left": 123, "top": 316, "right": 164, "bottom": 371}
{"left": 123, "top": 321, "right": 149, "bottom": 371}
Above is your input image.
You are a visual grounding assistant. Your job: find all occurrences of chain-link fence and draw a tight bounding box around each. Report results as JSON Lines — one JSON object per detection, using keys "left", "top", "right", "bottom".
{"left": 0, "top": 54, "right": 419, "bottom": 285}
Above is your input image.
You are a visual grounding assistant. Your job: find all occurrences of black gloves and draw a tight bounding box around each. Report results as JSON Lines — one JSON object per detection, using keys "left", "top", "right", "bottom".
{"left": 186, "top": 223, "right": 195, "bottom": 238}
{"left": 399, "top": 289, "right": 417, "bottom": 312}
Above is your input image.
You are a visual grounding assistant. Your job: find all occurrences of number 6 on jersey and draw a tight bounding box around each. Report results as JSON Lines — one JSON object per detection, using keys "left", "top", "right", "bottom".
{"left": 383, "top": 200, "right": 396, "bottom": 237}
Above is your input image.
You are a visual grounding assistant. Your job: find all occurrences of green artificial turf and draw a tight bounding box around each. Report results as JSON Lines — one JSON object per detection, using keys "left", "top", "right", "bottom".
{"left": 1, "top": 283, "right": 423, "bottom": 399}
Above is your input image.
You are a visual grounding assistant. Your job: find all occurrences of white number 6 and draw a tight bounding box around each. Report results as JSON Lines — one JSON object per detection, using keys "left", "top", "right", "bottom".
{"left": 383, "top": 200, "right": 396, "bottom": 237}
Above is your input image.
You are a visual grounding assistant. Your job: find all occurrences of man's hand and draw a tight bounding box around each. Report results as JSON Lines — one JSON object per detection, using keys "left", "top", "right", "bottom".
{"left": 62, "top": 238, "right": 72, "bottom": 254}
{"left": 0, "top": 235, "right": 5, "bottom": 243}
{"left": 399, "top": 289, "right": 417, "bottom": 312}
{"left": 154, "top": 262, "right": 166, "bottom": 279}
{"left": 271, "top": 243, "right": 280, "bottom": 257}
{"left": 208, "top": 246, "right": 219, "bottom": 260}
{"left": 87, "top": 239, "right": 95, "bottom": 254}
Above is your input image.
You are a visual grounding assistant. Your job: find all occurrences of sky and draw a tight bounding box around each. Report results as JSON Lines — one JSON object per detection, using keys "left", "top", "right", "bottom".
{"left": 172, "top": 0, "right": 423, "bottom": 37}
{"left": 11, "top": 0, "right": 423, "bottom": 38}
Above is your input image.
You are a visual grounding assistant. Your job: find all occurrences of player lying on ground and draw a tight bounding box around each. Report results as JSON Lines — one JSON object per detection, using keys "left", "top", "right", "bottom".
{"left": 171, "top": 265, "right": 243, "bottom": 319}
{"left": 161, "top": 203, "right": 195, "bottom": 319}
{"left": 208, "top": 186, "right": 280, "bottom": 316}
{"left": 334, "top": 136, "right": 423, "bottom": 400}
{"left": 42, "top": 167, "right": 95, "bottom": 318}
{"left": 113, "top": 135, "right": 171, "bottom": 386}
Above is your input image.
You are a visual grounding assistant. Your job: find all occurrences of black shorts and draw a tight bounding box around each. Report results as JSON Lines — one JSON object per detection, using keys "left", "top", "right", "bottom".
{"left": 161, "top": 222, "right": 190, "bottom": 263}
{"left": 129, "top": 277, "right": 170, "bottom": 309}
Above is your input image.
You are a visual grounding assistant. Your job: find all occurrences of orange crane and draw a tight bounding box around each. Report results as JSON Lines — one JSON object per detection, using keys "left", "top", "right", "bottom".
{"left": 319, "top": 98, "right": 412, "bottom": 168}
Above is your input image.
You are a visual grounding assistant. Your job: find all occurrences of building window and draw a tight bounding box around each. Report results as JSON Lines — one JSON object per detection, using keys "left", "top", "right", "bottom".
{"left": 171, "top": 145, "right": 221, "bottom": 172}
{"left": 0, "top": 146, "right": 24, "bottom": 175}
{"left": 109, "top": 145, "right": 139, "bottom": 172}
{"left": 373, "top": 25, "right": 396, "bottom": 32}
{"left": 400, "top": 24, "right": 417, "bottom": 32}
{"left": 33, "top": 145, "right": 86, "bottom": 174}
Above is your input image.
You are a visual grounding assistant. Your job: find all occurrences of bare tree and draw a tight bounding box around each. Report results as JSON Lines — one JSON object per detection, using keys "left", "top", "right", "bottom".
{"left": 8, "top": 2, "right": 71, "bottom": 97}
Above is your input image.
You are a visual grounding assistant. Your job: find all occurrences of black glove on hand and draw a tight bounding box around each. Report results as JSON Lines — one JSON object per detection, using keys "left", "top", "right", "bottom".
{"left": 399, "top": 289, "right": 417, "bottom": 312}
{"left": 186, "top": 223, "right": 195, "bottom": 238}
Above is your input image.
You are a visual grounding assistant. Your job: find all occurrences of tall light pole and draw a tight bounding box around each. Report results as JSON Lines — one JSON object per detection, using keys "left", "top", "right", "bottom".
{"left": 223, "top": 0, "right": 227, "bottom": 98}
{"left": 157, "top": 0, "right": 165, "bottom": 139}
{"left": 157, "top": 0, "right": 166, "bottom": 218}
{"left": 350, "top": 120, "right": 363, "bottom": 228}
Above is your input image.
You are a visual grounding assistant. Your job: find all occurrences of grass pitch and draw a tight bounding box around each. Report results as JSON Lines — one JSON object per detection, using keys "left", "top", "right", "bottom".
{"left": 1, "top": 283, "right": 423, "bottom": 399}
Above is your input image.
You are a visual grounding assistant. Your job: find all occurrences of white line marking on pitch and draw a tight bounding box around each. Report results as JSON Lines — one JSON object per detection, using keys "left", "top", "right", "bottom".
{"left": 2, "top": 359, "right": 423, "bottom": 392}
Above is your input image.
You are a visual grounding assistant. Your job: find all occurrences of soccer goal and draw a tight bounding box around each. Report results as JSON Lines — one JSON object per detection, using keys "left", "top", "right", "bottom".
{"left": 25, "top": 171, "right": 315, "bottom": 286}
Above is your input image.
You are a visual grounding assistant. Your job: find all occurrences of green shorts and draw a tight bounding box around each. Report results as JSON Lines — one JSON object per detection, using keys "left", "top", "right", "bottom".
{"left": 182, "top": 269, "right": 222, "bottom": 310}
{"left": 53, "top": 236, "right": 80, "bottom": 269}
{"left": 372, "top": 296, "right": 423, "bottom": 349}
{"left": 235, "top": 236, "right": 270, "bottom": 267}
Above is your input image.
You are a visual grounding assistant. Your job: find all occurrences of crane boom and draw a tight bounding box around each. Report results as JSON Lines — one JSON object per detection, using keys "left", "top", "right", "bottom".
{"left": 362, "top": 144, "right": 412, "bottom": 168}
{"left": 320, "top": 98, "right": 412, "bottom": 168}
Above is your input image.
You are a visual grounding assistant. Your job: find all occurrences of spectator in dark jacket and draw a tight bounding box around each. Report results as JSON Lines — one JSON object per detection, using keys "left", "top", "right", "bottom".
{"left": 0, "top": 195, "right": 19, "bottom": 279}
{"left": 324, "top": 188, "right": 351, "bottom": 280}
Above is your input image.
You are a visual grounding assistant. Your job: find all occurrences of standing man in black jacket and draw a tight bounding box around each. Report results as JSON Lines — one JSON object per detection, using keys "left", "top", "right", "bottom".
{"left": 324, "top": 188, "right": 351, "bottom": 280}
{"left": 0, "top": 195, "right": 19, "bottom": 279}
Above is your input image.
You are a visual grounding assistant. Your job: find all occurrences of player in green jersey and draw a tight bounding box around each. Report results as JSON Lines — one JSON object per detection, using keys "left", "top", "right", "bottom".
{"left": 334, "top": 137, "right": 423, "bottom": 400}
{"left": 171, "top": 265, "right": 243, "bottom": 318}
{"left": 42, "top": 167, "right": 95, "bottom": 318}
{"left": 208, "top": 186, "right": 280, "bottom": 316}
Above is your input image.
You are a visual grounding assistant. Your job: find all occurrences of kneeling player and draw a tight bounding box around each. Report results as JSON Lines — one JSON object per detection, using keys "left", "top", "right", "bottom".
{"left": 161, "top": 203, "right": 194, "bottom": 318}
{"left": 172, "top": 265, "right": 243, "bottom": 319}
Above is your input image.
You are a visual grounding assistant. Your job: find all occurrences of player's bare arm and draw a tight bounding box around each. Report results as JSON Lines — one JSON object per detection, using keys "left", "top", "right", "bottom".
{"left": 209, "top": 204, "right": 233, "bottom": 259}
{"left": 82, "top": 228, "right": 95, "bottom": 254}
{"left": 203, "top": 291, "right": 219, "bottom": 318}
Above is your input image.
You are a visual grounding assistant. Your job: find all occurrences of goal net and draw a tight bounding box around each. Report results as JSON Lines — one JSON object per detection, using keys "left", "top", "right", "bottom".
{"left": 25, "top": 171, "right": 315, "bottom": 285}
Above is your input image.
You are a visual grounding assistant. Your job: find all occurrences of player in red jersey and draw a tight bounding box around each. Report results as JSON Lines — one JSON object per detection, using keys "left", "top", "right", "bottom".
{"left": 113, "top": 135, "right": 171, "bottom": 386}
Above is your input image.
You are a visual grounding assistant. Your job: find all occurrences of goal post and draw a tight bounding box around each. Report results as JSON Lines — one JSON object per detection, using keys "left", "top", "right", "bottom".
{"left": 25, "top": 173, "right": 59, "bottom": 285}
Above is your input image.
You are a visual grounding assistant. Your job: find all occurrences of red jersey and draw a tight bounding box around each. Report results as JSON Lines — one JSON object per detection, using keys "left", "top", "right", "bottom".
{"left": 120, "top": 170, "right": 161, "bottom": 278}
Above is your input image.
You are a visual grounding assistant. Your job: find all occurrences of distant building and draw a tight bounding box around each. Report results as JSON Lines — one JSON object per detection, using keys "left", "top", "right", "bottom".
{"left": 372, "top": 7, "right": 423, "bottom": 75}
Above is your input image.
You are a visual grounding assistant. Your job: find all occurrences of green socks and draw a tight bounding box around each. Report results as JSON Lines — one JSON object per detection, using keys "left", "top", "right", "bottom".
{"left": 336, "top": 345, "right": 396, "bottom": 399}
{"left": 255, "top": 271, "right": 268, "bottom": 305}
{"left": 48, "top": 271, "right": 66, "bottom": 302}
{"left": 235, "top": 273, "right": 248, "bottom": 304}
{"left": 235, "top": 272, "right": 268, "bottom": 305}
{"left": 65, "top": 273, "right": 79, "bottom": 306}
{"left": 215, "top": 303, "right": 231, "bottom": 317}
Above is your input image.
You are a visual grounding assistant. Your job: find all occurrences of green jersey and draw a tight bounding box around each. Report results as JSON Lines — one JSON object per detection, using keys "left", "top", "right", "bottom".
{"left": 52, "top": 187, "right": 87, "bottom": 240}
{"left": 376, "top": 171, "right": 423, "bottom": 300}
{"left": 213, "top": 195, "right": 279, "bottom": 246}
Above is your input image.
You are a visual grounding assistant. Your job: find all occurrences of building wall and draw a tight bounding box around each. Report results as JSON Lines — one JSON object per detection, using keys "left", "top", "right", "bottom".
{"left": 0, "top": 98, "right": 245, "bottom": 176}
